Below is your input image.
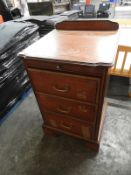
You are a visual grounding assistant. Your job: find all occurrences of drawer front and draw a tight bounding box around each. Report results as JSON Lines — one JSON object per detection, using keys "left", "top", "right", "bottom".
{"left": 37, "top": 93, "right": 96, "bottom": 124}
{"left": 28, "top": 69, "right": 100, "bottom": 103}
{"left": 44, "top": 111, "right": 93, "bottom": 139}
{"left": 24, "top": 59, "right": 104, "bottom": 77}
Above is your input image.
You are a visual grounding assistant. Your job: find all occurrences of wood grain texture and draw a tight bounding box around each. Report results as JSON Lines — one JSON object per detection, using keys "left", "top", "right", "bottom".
{"left": 24, "top": 59, "right": 105, "bottom": 77}
{"left": 19, "top": 22, "right": 119, "bottom": 66}
{"left": 36, "top": 93, "right": 97, "bottom": 124}
{"left": 56, "top": 20, "right": 119, "bottom": 31}
{"left": 28, "top": 69, "right": 100, "bottom": 104}
{"left": 44, "top": 111, "right": 93, "bottom": 140}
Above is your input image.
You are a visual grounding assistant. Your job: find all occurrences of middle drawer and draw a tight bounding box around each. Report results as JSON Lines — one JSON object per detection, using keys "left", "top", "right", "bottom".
{"left": 36, "top": 93, "right": 97, "bottom": 124}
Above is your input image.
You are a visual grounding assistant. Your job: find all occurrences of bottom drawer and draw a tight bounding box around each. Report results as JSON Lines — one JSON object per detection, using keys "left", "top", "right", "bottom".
{"left": 44, "top": 111, "right": 93, "bottom": 140}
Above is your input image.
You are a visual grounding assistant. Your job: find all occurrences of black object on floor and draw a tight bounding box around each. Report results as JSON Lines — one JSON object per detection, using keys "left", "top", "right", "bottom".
{"left": 0, "top": 21, "right": 39, "bottom": 118}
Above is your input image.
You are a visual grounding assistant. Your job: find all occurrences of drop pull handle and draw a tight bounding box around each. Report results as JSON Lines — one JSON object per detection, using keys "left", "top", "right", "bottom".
{"left": 60, "top": 122, "right": 72, "bottom": 130}
{"left": 53, "top": 84, "right": 69, "bottom": 93}
{"left": 57, "top": 106, "right": 71, "bottom": 114}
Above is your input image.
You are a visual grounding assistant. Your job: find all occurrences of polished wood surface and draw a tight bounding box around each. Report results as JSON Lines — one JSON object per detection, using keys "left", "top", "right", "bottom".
{"left": 36, "top": 93, "right": 97, "bottom": 124}
{"left": 21, "top": 20, "right": 119, "bottom": 151}
{"left": 23, "top": 59, "right": 105, "bottom": 77}
{"left": 56, "top": 20, "right": 119, "bottom": 31}
{"left": 28, "top": 69, "right": 100, "bottom": 103}
{"left": 44, "top": 111, "right": 93, "bottom": 140}
{"left": 20, "top": 24, "right": 119, "bottom": 66}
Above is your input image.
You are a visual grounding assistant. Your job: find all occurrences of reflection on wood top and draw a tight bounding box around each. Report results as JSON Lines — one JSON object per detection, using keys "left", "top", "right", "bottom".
{"left": 19, "top": 29, "right": 119, "bottom": 66}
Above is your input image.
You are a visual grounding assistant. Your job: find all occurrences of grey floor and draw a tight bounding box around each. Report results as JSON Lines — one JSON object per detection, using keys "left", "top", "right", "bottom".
{"left": 0, "top": 90, "right": 131, "bottom": 175}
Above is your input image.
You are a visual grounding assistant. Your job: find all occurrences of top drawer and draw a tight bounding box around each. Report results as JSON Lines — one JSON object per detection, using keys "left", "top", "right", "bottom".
{"left": 28, "top": 69, "right": 100, "bottom": 104}
{"left": 24, "top": 59, "right": 105, "bottom": 77}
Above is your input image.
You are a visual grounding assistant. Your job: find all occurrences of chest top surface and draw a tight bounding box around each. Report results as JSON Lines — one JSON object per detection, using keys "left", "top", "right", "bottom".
{"left": 19, "top": 29, "right": 119, "bottom": 66}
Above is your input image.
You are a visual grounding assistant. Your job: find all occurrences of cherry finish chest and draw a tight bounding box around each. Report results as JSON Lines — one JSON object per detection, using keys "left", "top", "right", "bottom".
{"left": 20, "top": 20, "right": 119, "bottom": 151}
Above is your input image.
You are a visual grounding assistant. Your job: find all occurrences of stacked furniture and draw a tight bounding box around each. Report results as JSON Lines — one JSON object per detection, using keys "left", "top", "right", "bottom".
{"left": 83, "top": 4, "right": 96, "bottom": 18}
{"left": 27, "top": 0, "right": 71, "bottom": 16}
{"left": 20, "top": 20, "right": 119, "bottom": 151}
{"left": 72, "top": 4, "right": 96, "bottom": 18}
{"left": 0, "top": 21, "right": 39, "bottom": 118}
{"left": 42, "top": 15, "right": 68, "bottom": 35}
{"left": 72, "top": 4, "right": 83, "bottom": 17}
{"left": 27, "top": 1, "right": 53, "bottom": 16}
{"left": 15, "top": 12, "right": 80, "bottom": 37}
{"left": 53, "top": 0, "right": 71, "bottom": 14}
{"left": 60, "top": 10, "right": 80, "bottom": 19}
{"left": 97, "top": 2, "right": 110, "bottom": 18}
{"left": 15, "top": 15, "right": 68, "bottom": 37}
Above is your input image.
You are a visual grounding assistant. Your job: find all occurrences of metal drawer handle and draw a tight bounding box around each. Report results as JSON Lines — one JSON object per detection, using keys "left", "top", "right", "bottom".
{"left": 57, "top": 106, "right": 71, "bottom": 114}
{"left": 60, "top": 122, "right": 72, "bottom": 130}
{"left": 53, "top": 84, "right": 69, "bottom": 93}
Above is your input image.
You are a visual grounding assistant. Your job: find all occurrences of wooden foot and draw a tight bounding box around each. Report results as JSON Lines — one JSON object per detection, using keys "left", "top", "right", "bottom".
{"left": 43, "top": 126, "right": 59, "bottom": 137}
{"left": 85, "top": 141, "right": 99, "bottom": 152}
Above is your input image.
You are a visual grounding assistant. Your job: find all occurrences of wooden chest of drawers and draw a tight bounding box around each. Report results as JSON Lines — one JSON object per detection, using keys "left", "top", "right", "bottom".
{"left": 20, "top": 20, "right": 119, "bottom": 151}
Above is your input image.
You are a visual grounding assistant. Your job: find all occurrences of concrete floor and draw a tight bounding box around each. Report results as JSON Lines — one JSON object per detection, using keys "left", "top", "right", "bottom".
{"left": 0, "top": 91, "right": 131, "bottom": 175}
